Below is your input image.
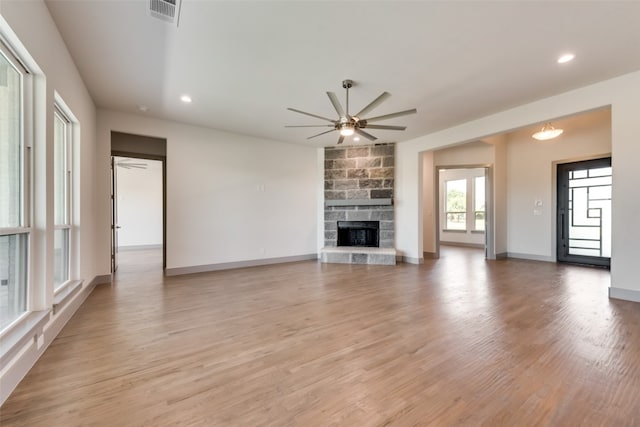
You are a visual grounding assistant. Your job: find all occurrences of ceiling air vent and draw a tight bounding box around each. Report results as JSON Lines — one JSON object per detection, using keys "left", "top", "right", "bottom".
{"left": 149, "top": 0, "right": 182, "bottom": 26}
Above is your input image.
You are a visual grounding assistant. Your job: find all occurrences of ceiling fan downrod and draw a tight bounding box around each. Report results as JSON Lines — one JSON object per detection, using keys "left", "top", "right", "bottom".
{"left": 342, "top": 79, "right": 353, "bottom": 118}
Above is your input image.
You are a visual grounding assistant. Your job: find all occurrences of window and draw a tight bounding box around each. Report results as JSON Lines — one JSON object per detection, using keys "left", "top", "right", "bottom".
{"left": 441, "top": 170, "right": 486, "bottom": 233}
{"left": 445, "top": 179, "right": 466, "bottom": 230}
{"left": 53, "top": 107, "right": 72, "bottom": 290}
{"left": 474, "top": 176, "right": 486, "bottom": 231}
{"left": 0, "top": 43, "right": 30, "bottom": 331}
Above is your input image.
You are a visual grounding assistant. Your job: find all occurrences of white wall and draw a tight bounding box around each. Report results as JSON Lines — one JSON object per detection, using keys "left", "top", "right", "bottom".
{"left": 421, "top": 151, "right": 435, "bottom": 254}
{"left": 434, "top": 140, "right": 494, "bottom": 166}
{"left": 397, "top": 70, "right": 640, "bottom": 300}
{"left": 115, "top": 158, "right": 163, "bottom": 248}
{"left": 491, "top": 135, "right": 508, "bottom": 256}
{"left": 506, "top": 109, "right": 611, "bottom": 260}
{"left": 0, "top": 0, "right": 99, "bottom": 404}
{"left": 97, "top": 110, "right": 319, "bottom": 271}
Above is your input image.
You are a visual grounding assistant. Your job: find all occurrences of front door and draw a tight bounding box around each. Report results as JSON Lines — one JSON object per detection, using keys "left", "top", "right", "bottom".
{"left": 557, "top": 157, "right": 611, "bottom": 267}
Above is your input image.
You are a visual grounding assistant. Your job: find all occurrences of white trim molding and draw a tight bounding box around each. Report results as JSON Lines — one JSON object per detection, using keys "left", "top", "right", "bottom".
{"left": 609, "top": 287, "right": 640, "bottom": 303}
{"left": 165, "top": 254, "right": 318, "bottom": 276}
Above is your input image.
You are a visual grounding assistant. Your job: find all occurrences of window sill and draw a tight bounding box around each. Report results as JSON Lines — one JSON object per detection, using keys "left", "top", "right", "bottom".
{"left": 53, "top": 279, "right": 83, "bottom": 314}
{"left": 0, "top": 309, "right": 50, "bottom": 369}
{"left": 442, "top": 229, "right": 467, "bottom": 233}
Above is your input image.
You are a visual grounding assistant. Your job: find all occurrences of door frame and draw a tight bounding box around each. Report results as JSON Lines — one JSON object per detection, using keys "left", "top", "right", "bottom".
{"left": 432, "top": 164, "right": 494, "bottom": 259}
{"left": 110, "top": 151, "right": 167, "bottom": 271}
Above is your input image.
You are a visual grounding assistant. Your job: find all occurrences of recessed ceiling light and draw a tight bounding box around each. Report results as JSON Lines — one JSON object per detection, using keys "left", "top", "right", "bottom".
{"left": 557, "top": 53, "right": 575, "bottom": 64}
{"left": 353, "top": 137, "right": 360, "bottom": 142}
{"left": 180, "top": 95, "right": 192, "bottom": 103}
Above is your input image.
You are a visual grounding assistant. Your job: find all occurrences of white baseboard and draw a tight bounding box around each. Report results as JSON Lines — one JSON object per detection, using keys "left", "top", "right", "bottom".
{"left": 118, "top": 244, "right": 162, "bottom": 251}
{"left": 506, "top": 252, "right": 555, "bottom": 262}
{"left": 609, "top": 287, "right": 640, "bottom": 303}
{"left": 164, "top": 254, "right": 318, "bottom": 276}
{"left": 441, "top": 242, "right": 484, "bottom": 249}
{"left": 399, "top": 256, "right": 424, "bottom": 265}
{"left": 91, "top": 274, "right": 112, "bottom": 286}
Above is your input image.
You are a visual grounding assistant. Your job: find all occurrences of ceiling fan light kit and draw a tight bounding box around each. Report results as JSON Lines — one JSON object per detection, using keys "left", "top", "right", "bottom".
{"left": 286, "top": 79, "right": 417, "bottom": 144}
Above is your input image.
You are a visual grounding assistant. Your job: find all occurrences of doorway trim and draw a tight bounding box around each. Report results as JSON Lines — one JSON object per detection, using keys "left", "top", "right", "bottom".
{"left": 432, "top": 164, "right": 495, "bottom": 259}
{"left": 110, "top": 131, "right": 167, "bottom": 272}
{"left": 111, "top": 151, "right": 167, "bottom": 270}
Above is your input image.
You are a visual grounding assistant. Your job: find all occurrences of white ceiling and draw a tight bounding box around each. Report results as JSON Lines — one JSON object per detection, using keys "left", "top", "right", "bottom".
{"left": 44, "top": 1, "right": 640, "bottom": 146}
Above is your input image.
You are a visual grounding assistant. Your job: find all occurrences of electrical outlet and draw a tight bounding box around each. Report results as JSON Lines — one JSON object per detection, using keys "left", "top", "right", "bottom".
{"left": 36, "top": 334, "right": 45, "bottom": 349}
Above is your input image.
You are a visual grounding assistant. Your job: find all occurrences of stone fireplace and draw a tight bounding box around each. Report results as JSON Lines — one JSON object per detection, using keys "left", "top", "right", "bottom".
{"left": 320, "top": 143, "right": 396, "bottom": 265}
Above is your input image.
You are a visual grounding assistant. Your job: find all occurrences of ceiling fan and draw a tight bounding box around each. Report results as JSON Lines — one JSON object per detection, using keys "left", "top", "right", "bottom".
{"left": 286, "top": 79, "right": 417, "bottom": 144}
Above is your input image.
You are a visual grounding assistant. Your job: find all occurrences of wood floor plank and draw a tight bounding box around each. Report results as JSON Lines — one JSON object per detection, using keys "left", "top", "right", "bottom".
{"left": 2, "top": 247, "right": 640, "bottom": 426}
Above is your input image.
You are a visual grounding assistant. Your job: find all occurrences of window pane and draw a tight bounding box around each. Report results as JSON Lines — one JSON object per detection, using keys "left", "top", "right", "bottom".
{"left": 446, "top": 179, "right": 466, "bottom": 229}
{"left": 447, "top": 213, "right": 466, "bottom": 230}
{"left": 475, "top": 176, "right": 485, "bottom": 231}
{"left": 53, "top": 228, "right": 69, "bottom": 289}
{"left": 54, "top": 113, "right": 67, "bottom": 225}
{"left": 446, "top": 179, "right": 466, "bottom": 211}
{"left": 0, "top": 52, "right": 22, "bottom": 228}
{"left": 0, "top": 233, "right": 28, "bottom": 330}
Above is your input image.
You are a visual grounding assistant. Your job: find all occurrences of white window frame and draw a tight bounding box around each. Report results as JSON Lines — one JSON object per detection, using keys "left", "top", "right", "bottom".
{"left": 0, "top": 39, "right": 33, "bottom": 334}
{"left": 53, "top": 105, "right": 73, "bottom": 292}
{"left": 441, "top": 172, "right": 487, "bottom": 234}
{"left": 472, "top": 175, "right": 486, "bottom": 233}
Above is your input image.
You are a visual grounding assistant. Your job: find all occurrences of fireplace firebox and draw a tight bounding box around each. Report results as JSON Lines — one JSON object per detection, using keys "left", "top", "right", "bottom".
{"left": 337, "top": 221, "right": 380, "bottom": 247}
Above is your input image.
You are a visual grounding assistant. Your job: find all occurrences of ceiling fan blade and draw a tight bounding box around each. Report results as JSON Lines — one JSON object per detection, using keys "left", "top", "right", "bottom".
{"left": 362, "top": 124, "right": 407, "bottom": 131}
{"left": 337, "top": 136, "right": 344, "bottom": 145}
{"left": 355, "top": 128, "right": 377, "bottom": 141}
{"left": 327, "top": 92, "right": 345, "bottom": 118}
{"left": 285, "top": 125, "right": 334, "bottom": 128}
{"left": 287, "top": 108, "right": 335, "bottom": 123}
{"left": 365, "top": 108, "right": 417, "bottom": 123}
{"left": 354, "top": 92, "right": 390, "bottom": 118}
{"left": 307, "top": 129, "right": 336, "bottom": 140}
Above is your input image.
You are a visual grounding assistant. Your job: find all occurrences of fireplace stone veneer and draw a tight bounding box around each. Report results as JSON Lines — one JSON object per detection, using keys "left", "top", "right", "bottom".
{"left": 321, "top": 143, "right": 396, "bottom": 265}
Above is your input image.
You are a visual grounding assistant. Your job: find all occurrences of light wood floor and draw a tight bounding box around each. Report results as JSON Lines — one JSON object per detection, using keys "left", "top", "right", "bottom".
{"left": 2, "top": 247, "right": 640, "bottom": 426}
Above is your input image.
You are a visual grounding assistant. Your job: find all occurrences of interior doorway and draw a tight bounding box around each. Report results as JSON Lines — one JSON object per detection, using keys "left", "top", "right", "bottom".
{"left": 113, "top": 156, "right": 164, "bottom": 266}
{"left": 556, "top": 157, "right": 611, "bottom": 268}
{"left": 110, "top": 131, "right": 167, "bottom": 272}
{"left": 434, "top": 166, "right": 492, "bottom": 258}
{"left": 111, "top": 154, "right": 165, "bottom": 272}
